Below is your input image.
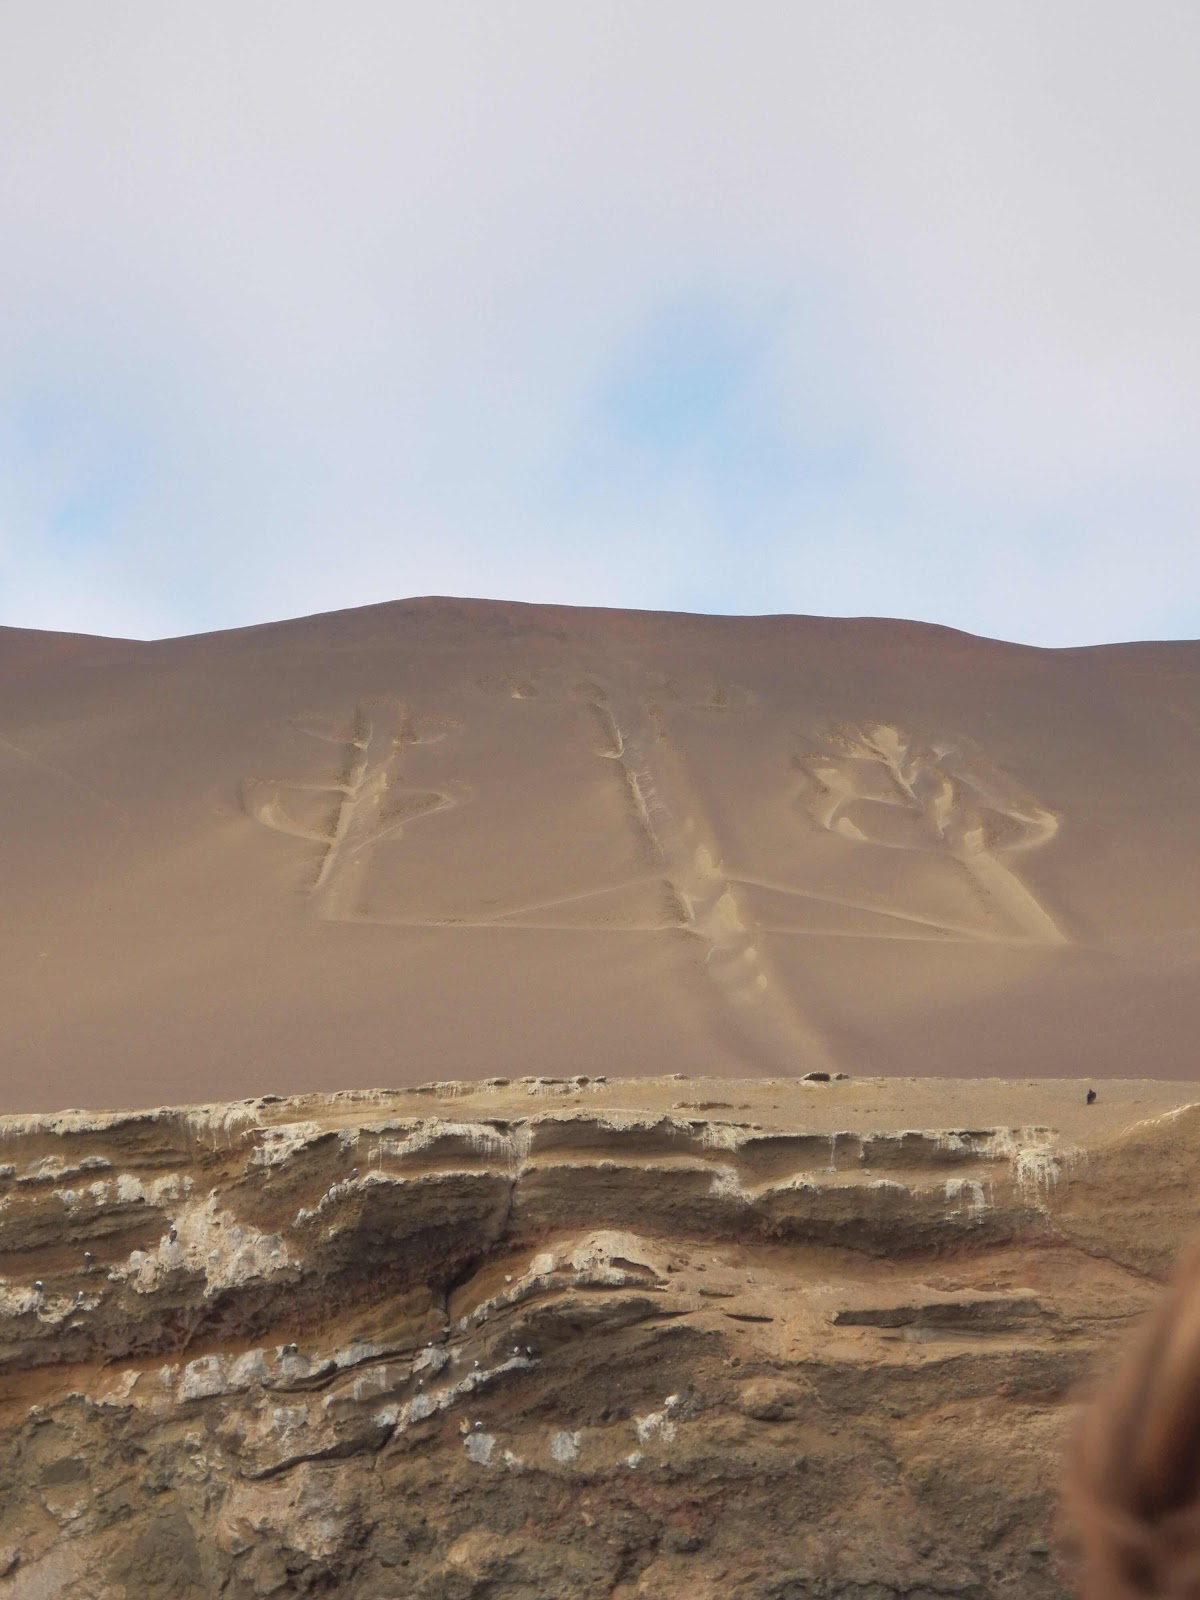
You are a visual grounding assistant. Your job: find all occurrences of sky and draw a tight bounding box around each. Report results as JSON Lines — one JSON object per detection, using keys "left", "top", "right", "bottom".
{"left": 1, "top": 3, "right": 1198, "bottom": 647}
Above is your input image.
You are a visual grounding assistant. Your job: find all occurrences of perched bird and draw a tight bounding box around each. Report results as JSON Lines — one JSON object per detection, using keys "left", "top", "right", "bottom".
{"left": 33, "top": 1281, "right": 43, "bottom": 1294}
{"left": 82, "top": 1251, "right": 94, "bottom": 1268}
{"left": 349, "top": 1167, "right": 358, "bottom": 1180}
{"left": 167, "top": 1225, "right": 177, "bottom": 1243}
{"left": 471, "top": 1420, "right": 484, "bottom": 1432}
{"left": 74, "top": 1290, "right": 85, "bottom": 1306}
{"left": 415, "top": 1378, "right": 424, "bottom": 1391}
{"left": 282, "top": 1342, "right": 298, "bottom": 1355}
{"left": 473, "top": 1359, "right": 481, "bottom": 1370}
{"left": 512, "top": 1346, "right": 522, "bottom": 1357}
{"left": 1086, "top": 1088, "right": 1097, "bottom": 1105}
{"left": 524, "top": 1346, "right": 536, "bottom": 1359}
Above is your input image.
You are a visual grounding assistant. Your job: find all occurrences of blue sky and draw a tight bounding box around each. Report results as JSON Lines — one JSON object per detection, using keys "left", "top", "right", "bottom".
{"left": 1, "top": 2, "right": 1198, "bottom": 645}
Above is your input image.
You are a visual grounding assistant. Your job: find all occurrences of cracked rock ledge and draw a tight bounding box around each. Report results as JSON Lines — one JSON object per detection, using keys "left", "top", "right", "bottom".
{"left": 1, "top": 1073, "right": 1197, "bottom": 1600}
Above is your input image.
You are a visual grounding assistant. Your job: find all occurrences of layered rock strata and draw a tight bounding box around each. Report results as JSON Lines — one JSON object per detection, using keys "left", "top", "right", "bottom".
{"left": 1, "top": 1075, "right": 1196, "bottom": 1599}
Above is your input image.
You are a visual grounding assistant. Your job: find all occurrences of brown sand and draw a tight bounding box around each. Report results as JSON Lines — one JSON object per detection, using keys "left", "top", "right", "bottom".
{"left": 1, "top": 596, "right": 1197, "bottom": 1112}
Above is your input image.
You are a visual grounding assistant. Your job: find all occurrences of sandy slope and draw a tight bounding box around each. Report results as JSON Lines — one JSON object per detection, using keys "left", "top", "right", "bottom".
{"left": 1, "top": 597, "right": 1197, "bottom": 1111}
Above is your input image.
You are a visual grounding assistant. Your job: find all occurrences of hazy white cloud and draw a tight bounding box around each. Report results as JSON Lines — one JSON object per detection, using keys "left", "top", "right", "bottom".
{"left": 0, "top": 1, "right": 1197, "bottom": 644}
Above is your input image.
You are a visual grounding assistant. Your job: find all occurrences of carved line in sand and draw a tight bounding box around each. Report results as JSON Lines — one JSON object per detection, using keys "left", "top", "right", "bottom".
{"left": 788, "top": 723, "right": 1065, "bottom": 946}
{"left": 242, "top": 676, "right": 833, "bottom": 1073}
{"left": 581, "top": 675, "right": 835, "bottom": 1073}
{"left": 472, "top": 692, "right": 1065, "bottom": 951}
{"left": 470, "top": 672, "right": 835, "bottom": 1071}
{"left": 243, "top": 691, "right": 1064, "bottom": 1072}
{"left": 243, "top": 701, "right": 468, "bottom": 923}
{"left": 456, "top": 670, "right": 760, "bottom": 936}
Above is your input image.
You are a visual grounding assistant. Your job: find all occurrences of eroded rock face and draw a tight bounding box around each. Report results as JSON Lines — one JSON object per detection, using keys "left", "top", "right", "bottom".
{"left": 1, "top": 1076, "right": 1196, "bottom": 1598}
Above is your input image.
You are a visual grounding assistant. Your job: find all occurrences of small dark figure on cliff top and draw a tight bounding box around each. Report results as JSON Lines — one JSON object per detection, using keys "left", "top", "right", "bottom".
{"left": 168, "top": 1225, "right": 177, "bottom": 1243}
{"left": 83, "top": 1250, "right": 93, "bottom": 1269}
{"left": 349, "top": 1167, "right": 358, "bottom": 1180}
{"left": 1086, "top": 1088, "right": 1097, "bottom": 1105}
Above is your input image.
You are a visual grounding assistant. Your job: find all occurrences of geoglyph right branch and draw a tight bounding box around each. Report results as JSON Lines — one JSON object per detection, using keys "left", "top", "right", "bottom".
{"left": 797, "top": 723, "right": 1065, "bottom": 945}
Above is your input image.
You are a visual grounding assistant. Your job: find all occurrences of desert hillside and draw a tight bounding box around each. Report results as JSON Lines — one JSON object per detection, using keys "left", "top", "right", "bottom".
{"left": 2, "top": 598, "right": 1198, "bottom": 1111}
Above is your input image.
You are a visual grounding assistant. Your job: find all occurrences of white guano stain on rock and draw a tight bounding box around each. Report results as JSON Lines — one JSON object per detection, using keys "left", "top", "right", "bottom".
{"left": 699, "top": 1121, "right": 746, "bottom": 1153}
{"left": 635, "top": 1409, "right": 677, "bottom": 1447}
{"left": 0, "top": 1285, "right": 47, "bottom": 1319}
{"left": 19, "top": 1154, "right": 110, "bottom": 1185}
{"left": 229, "top": 1348, "right": 272, "bottom": 1389}
{"left": 459, "top": 1231, "right": 664, "bottom": 1330}
{"left": 108, "top": 1171, "right": 193, "bottom": 1209}
{"left": 378, "top": 1119, "right": 518, "bottom": 1164}
{"left": 111, "top": 1192, "right": 296, "bottom": 1296}
{"left": 96, "top": 1369, "right": 139, "bottom": 1408}
{"left": 464, "top": 1431, "right": 495, "bottom": 1465}
{"left": 413, "top": 1345, "right": 451, "bottom": 1377}
{"left": 252, "top": 1122, "right": 326, "bottom": 1166}
{"left": 708, "top": 1165, "right": 747, "bottom": 1203}
{"left": 408, "top": 1393, "right": 437, "bottom": 1423}
{"left": 181, "top": 1354, "right": 230, "bottom": 1402}
{"left": 983, "top": 1127, "right": 1080, "bottom": 1202}
{"left": 550, "top": 1429, "right": 581, "bottom": 1463}
{"left": 333, "top": 1338, "right": 389, "bottom": 1371}
{"left": 933, "top": 1132, "right": 974, "bottom": 1156}
{"left": 945, "top": 1177, "right": 991, "bottom": 1220}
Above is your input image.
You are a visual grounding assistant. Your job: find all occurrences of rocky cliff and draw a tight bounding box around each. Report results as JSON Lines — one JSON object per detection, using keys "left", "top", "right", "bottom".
{"left": 1, "top": 1074, "right": 1196, "bottom": 1599}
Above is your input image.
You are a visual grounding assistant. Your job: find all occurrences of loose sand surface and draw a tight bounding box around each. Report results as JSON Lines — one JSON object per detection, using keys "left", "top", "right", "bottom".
{"left": 2, "top": 597, "right": 1198, "bottom": 1111}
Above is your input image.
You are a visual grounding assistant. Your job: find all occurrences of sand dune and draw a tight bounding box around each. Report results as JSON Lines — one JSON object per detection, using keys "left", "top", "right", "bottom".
{"left": 1, "top": 597, "right": 1198, "bottom": 1111}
